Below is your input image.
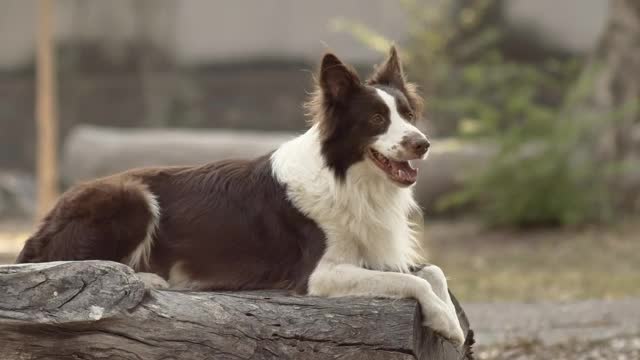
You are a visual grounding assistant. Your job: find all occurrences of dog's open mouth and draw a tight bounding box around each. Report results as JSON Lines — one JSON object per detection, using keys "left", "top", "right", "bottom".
{"left": 368, "top": 148, "right": 418, "bottom": 186}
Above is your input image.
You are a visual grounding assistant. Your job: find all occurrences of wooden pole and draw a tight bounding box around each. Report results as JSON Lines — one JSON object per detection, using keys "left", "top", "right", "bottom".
{"left": 35, "top": 0, "right": 59, "bottom": 218}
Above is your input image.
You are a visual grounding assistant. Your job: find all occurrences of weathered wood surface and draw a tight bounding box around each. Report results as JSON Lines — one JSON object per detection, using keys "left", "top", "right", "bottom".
{"left": 0, "top": 261, "right": 473, "bottom": 360}
{"left": 61, "top": 125, "right": 495, "bottom": 210}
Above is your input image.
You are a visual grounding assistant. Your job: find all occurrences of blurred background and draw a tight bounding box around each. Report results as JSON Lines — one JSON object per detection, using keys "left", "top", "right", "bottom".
{"left": 1, "top": 0, "right": 639, "bottom": 358}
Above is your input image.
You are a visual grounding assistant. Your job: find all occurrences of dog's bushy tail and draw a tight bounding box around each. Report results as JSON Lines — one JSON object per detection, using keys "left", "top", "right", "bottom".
{"left": 15, "top": 178, "right": 157, "bottom": 267}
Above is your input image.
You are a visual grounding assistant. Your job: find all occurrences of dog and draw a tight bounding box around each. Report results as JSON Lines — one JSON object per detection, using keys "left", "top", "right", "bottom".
{"left": 16, "top": 46, "right": 465, "bottom": 346}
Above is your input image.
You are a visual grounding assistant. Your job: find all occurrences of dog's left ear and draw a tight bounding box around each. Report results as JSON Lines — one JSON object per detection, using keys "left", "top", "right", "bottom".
{"left": 320, "top": 53, "right": 361, "bottom": 103}
{"left": 366, "top": 45, "right": 406, "bottom": 90}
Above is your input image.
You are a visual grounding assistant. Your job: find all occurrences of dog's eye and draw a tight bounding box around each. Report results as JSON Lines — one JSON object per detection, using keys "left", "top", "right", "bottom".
{"left": 370, "top": 114, "right": 384, "bottom": 125}
{"left": 405, "top": 112, "right": 415, "bottom": 121}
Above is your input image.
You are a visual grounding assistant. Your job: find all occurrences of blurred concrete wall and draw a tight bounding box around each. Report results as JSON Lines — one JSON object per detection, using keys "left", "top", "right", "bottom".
{"left": 0, "top": 0, "right": 407, "bottom": 70}
{"left": 506, "top": 0, "right": 608, "bottom": 53}
{"left": 0, "top": 0, "right": 608, "bottom": 70}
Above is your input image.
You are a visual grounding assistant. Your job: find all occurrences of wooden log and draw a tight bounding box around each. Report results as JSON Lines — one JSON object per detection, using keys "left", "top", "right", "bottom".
{"left": 0, "top": 261, "right": 474, "bottom": 360}
{"left": 61, "top": 125, "right": 495, "bottom": 210}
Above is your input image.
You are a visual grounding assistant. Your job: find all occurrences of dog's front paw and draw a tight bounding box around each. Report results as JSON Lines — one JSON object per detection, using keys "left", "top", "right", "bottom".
{"left": 422, "top": 306, "right": 465, "bottom": 347}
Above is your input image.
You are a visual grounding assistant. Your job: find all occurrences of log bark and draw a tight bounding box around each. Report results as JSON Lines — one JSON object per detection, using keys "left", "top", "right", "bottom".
{"left": 0, "top": 261, "right": 474, "bottom": 360}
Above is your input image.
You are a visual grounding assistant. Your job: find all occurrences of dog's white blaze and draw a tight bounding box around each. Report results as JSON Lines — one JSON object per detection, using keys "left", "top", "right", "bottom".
{"left": 372, "top": 88, "right": 425, "bottom": 159}
{"left": 126, "top": 190, "right": 159, "bottom": 271}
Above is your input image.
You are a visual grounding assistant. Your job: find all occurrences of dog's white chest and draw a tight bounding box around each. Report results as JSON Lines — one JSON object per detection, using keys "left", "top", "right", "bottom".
{"left": 271, "top": 131, "right": 420, "bottom": 271}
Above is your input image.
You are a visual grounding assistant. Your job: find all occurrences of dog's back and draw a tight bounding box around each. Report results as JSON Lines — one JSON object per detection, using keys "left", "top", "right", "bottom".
{"left": 17, "top": 155, "right": 326, "bottom": 293}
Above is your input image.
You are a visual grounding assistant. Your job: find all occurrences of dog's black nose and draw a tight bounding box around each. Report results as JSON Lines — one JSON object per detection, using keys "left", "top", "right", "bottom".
{"left": 402, "top": 134, "right": 430, "bottom": 157}
{"left": 411, "top": 138, "right": 430, "bottom": 156}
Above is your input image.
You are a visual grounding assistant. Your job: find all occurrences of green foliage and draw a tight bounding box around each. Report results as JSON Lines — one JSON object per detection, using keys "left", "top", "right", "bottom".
{"left": 334, "top": 0, "right": 633, "bottom": 227}
{"left": 448, "top": 94, "right": 638, "bottom": 227}
{"left": 443, "top": 109, "right": 612, "bottom": 227}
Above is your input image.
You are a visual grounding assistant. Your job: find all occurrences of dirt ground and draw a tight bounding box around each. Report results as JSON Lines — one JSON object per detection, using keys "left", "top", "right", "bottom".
{"left": 424, "top": 219, "right": 640, "bottom": 359}
{"left": 0, "top": 218, "right": 30, "bottom": 264}
{"left": 426, "top": 219, "right": 640, "bottom": 302}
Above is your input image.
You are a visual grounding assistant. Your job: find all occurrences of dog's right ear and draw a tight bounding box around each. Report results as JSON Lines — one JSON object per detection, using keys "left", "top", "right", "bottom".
{"left": 319, "top": 53, "right": 361, "bottom": 103}
{"left": 366, "top": 45, "right": 406, "bottom": 90}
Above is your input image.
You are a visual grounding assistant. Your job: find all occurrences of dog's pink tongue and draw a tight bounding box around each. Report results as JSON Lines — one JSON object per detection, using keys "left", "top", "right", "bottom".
{"left": 389, "top": 161, "right": 418, "bottom": 183}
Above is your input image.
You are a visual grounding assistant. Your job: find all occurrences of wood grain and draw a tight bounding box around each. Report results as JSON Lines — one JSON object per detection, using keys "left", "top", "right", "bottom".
{"left": 0, "top": 260, "right": 474, "bottom": 359}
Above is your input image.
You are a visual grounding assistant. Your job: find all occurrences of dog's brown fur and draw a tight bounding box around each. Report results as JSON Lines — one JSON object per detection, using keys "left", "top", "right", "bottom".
{"left": 17, "top": 155, "right": 326, "bottom": 293}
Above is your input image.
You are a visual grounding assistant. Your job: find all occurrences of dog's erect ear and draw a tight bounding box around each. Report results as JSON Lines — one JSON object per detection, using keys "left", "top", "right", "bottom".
{"left": 320, "top": 53, "right": 361, "bottom": 102}
{"left": 366, "top": 45, "right": 406, "bottom": 90}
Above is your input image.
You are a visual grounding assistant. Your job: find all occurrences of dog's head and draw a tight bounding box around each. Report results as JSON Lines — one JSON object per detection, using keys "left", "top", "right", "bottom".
{"left": 308, "top": 46, "right": 428, "bottom": 187}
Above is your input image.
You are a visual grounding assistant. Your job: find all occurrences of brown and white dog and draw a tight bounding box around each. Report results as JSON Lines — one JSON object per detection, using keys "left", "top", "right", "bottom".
{"left": 17, "top": 47, "right": 465, "bottom": 345}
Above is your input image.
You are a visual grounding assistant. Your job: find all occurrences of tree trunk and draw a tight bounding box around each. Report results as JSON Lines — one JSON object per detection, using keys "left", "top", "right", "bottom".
{"left": 571, "top": 0, "right": 640, "bottom": 158}
{"left": 0, "top": 261, "right": 474, "bottom": 360}
{"left": 563, "top": 0, "right": 640, "bottom": 210}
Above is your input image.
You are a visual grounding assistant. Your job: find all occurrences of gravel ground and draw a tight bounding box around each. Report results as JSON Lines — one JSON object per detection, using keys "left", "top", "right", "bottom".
{"left": 465, "top": 298, "right": 640, "bottom": 359}
{"left": 476, "top": 336, "right": 640, "bottom": 360}
{"left": 465, "top": 299, "right": 640, "bottom": 347}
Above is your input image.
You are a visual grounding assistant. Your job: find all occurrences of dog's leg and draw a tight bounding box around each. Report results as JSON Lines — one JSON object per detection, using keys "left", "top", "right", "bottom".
{"left": 412, "top": 264, "right": 460, "bottom": 326}
{"left": 309, "top": 262, "right": 465, "bottom": 346}
{"left": 16, "top": 178, "right": 158, "bottom": 270}
{"left": 135, "top": 272, "right": 170, "bottom": 290}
